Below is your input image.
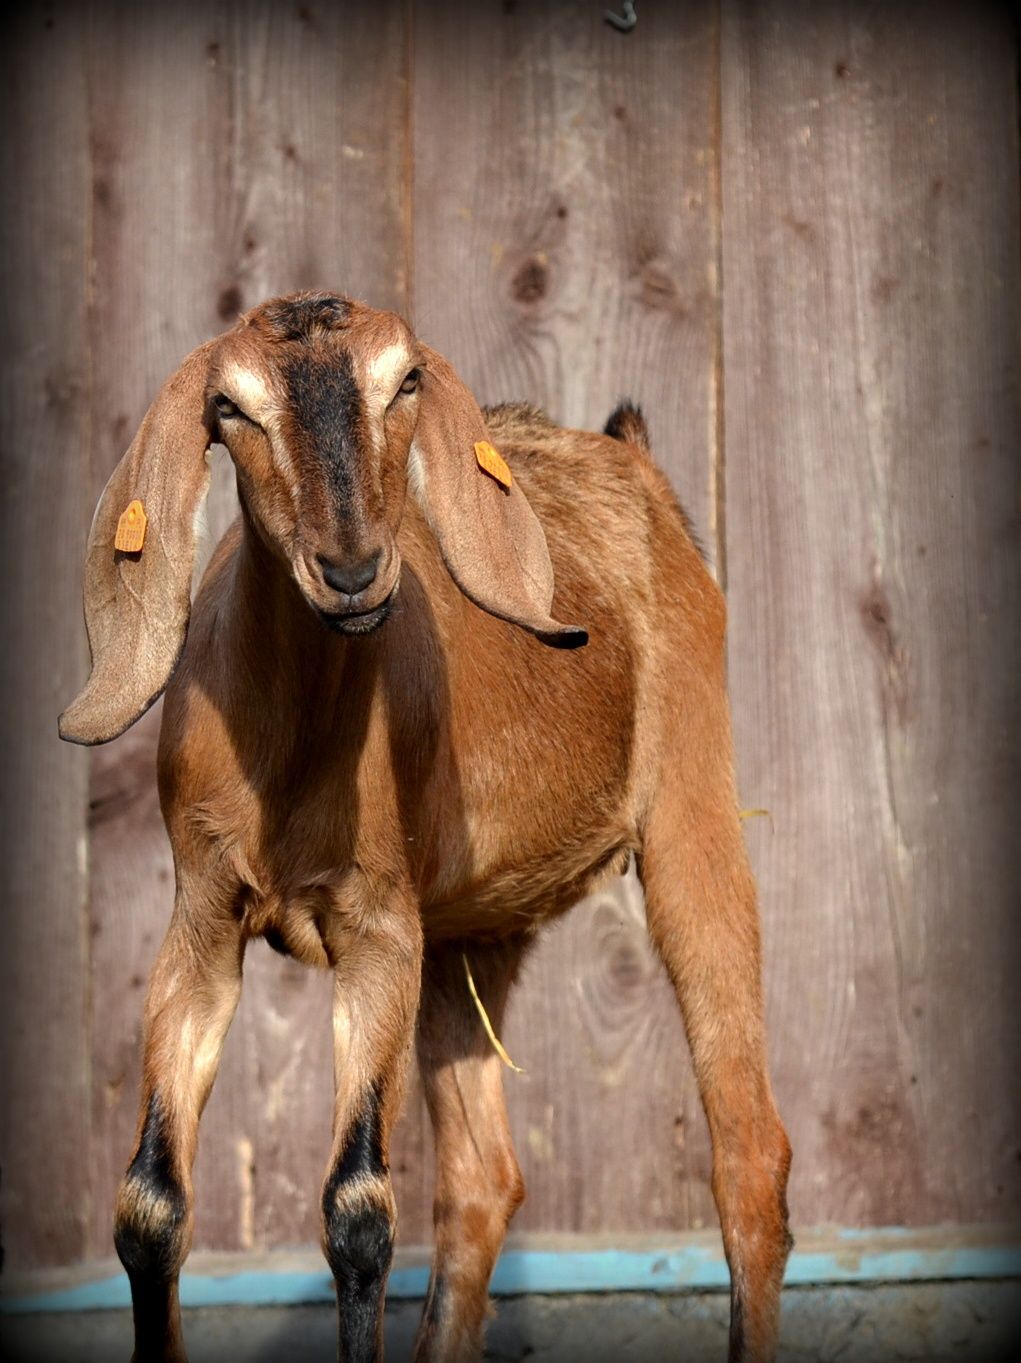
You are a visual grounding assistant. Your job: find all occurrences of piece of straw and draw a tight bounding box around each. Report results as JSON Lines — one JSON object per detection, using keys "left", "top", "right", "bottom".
{"left": 462, "top": 952, "right": 524, "bottom": 1074}
{"left": 739, "top": 807, "right": 773, "bottom": 830}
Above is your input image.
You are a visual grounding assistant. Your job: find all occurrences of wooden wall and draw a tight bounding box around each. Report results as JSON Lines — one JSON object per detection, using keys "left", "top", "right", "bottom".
{"left": 1, "top": 0, "right": 1018, "bottom": 1272}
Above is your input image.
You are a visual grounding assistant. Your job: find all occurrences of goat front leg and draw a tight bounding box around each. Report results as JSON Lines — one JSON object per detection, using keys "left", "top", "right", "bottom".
{"left": 321, "top": 896, "right": 423, "bottom": 1363}
{"left": 412, "top": 939, "right": 528, "bottom": 1363}
{"left": 114, "top": 881, "right": 244, "bottom": 1363}
{"left": 639, "top": 710, "right": 792, "bottom": 1363}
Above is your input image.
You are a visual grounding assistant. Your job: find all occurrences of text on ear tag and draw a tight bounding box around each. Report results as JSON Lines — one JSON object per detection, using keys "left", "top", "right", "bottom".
{"left": 114, "top": 499, "right": 148, "bottom": 553}
{"left": 474, "top": 440, "right": 513, "bottom": 490}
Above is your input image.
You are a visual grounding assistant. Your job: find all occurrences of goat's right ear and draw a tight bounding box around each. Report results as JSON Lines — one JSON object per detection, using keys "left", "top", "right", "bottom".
{"left": 59, "top": 340, "right": 217, "bottom": 746}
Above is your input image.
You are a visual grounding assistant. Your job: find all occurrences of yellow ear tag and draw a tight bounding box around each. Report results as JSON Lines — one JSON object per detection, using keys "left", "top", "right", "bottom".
{"left": 474, "top": 440, "right": 513, "bottom": 490}
{"left": 114, "top": 499, "right": 148, "bottom": 553}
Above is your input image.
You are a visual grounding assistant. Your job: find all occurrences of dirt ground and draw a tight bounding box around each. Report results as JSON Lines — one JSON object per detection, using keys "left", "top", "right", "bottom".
{"left": 3, "top": 1282, "right": 1020, "bottom": 1363}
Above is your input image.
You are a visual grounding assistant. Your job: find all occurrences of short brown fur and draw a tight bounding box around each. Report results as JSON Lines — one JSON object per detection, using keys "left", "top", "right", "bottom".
{"left": 61, "top": 293, "right": 790, "bottom": 1363}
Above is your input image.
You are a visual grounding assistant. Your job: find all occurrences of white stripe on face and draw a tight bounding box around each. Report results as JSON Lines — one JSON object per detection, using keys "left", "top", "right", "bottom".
{"left": 220, "top": 364, "right": 277, "bottom": 424}
{"left": 406, "top": 442, "right": 428, "bottom": 505}
{"left": 217, "top": 363, "right": 295, "bottom": 476}
{"left": 365, "top": 343, "right": 411, "bottom": 399}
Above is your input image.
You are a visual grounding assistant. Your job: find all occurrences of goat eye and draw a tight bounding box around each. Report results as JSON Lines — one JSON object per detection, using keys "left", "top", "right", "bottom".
{"left": 399, "top": 369, "right": 420, "bottom": 395}
{"left": 213, "top": 395, "right": 239, "bottom": 418}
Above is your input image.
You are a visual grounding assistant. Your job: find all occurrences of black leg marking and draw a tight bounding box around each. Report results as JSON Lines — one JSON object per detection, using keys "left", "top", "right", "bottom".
{"left": 331, "top": 1084, "right": 385, "bottom": 1188}
{"left": 114, "top": 1093, "right": 186, "bottom": 1282}
{"left": 323, "top": 1088, "right": 394, "bottom": 1361}
{"left": 418, "top": 1270, "right": 448, "bottom": 1341}
{"left": 728, "top": 1288, "right": 745, "bottom": 1363}
{"left": 325, "top": 1198, "right": 394, "bottom": 1293}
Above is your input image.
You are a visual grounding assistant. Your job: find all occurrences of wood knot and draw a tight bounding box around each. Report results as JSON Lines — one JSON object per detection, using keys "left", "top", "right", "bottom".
{"left": 44, "top": 371, "right": 81, "bottom": 413}
{"left": 511, "top": 255, "right": 549, "bottom": 304}
{"left": 637, "top": 261, "right": 684, "bottom": 313}
{"left": 217, "top": 284, "right": 244, "bottom": 321}
{"left": 783, "top": 214, "right": 814, "bottom": 241}
{"left": 860, "top": 578, "right": 910, "bottom": 725}
{"left": 607, "top": 941, "right": 645, "bottom": 990}
{"left": 861, "top": 582, "right": 892, "bottom": 638}
{"left": 871, "top": 275, "right": 901, "bottom": 304}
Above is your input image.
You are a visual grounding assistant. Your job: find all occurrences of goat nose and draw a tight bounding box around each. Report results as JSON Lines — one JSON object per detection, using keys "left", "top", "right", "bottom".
{"left": 317, "top": 551, "right": 380, "bottom": 597}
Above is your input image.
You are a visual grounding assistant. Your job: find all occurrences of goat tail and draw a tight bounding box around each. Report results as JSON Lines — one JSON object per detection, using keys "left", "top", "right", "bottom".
{"left": 603, "top": 400, "right": 650, "bottom": 452}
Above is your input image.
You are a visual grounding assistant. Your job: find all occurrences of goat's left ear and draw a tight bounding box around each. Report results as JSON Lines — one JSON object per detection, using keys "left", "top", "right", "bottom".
{"left": 59, "top": 340, "right": 217, "bottom": 745}
{"left": 410, "top": 346, "right": 587, "bottom": 649}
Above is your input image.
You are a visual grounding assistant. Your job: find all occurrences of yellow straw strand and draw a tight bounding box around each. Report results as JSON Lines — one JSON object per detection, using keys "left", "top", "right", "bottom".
{"left": 462, "top": 952, "right": 524, "bottom": 1074}
{"left": 739, "top": 807, "right": 774, "bottom": 830}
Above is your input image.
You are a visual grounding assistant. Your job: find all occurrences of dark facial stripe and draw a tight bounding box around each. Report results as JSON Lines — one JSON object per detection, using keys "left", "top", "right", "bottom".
{"left": 284, "top": 349, "right": 363, "bottom": 513}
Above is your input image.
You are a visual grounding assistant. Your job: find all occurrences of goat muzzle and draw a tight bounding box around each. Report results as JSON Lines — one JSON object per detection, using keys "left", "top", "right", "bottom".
{"left": 317, "top": 580, "right": 399, "bottom": 635}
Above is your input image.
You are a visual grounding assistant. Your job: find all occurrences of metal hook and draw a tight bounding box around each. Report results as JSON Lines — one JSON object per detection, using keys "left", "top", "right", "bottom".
{"left": 605, "top": 1, "right": 637, "bottom": 32}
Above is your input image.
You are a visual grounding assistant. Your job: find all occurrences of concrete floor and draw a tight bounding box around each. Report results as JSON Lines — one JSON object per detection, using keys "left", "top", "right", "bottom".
{"left": 3, "top": 1283, "right": 1020, "bottom": 1363}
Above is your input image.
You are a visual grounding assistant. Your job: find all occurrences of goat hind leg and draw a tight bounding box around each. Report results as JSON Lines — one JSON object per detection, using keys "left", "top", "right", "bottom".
{"left": 639, "top": 766, "right": 791, "bottom": 1363}
{"left": 114, "top": 901, "right": 244, "bottom": 1363}
{"left": 412, "top": 940, "right": 528, "bottom": 1363}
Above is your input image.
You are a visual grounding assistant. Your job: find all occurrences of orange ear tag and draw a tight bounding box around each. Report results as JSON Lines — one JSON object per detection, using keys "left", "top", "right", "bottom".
{"left": 474, "top": 440, "right": 513, "bottom": 490}
{"left": 114, "top": 499, "right": 148, "bottom": 553}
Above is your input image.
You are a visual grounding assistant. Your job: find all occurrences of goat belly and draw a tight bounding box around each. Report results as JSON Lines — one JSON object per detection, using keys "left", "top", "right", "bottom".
{"left": 419, "top": 833, "right": 636, "bottom": 941}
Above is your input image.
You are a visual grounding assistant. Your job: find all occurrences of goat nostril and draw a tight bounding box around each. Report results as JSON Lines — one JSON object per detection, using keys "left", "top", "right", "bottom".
{"left": 317, "top": 551, "right": 380, "bottom": 597}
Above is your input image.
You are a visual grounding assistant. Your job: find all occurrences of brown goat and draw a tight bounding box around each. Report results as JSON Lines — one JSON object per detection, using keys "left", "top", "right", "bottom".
{"left": 60, "top": 292, "right": 791, "bottom": 1363}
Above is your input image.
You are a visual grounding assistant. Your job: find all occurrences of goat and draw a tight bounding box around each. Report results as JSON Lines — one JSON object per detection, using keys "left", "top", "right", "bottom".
{"left": 60, "top": 291, "right": 792, "bottom": 1363}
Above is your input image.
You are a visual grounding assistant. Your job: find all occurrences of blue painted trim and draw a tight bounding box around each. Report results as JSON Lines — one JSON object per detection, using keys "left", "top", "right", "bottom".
{"left": 4, "top": 1235, "right": 1020, "bottom": 1315}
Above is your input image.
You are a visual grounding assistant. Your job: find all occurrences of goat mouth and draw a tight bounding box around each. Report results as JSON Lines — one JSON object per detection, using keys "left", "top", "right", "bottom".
{"left": 318, "top": 588, "right": 396, "bottom": 636}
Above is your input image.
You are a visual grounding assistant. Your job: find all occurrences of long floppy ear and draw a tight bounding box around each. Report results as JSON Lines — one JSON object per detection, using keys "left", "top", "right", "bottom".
{"left": 410, "top": 346, "right": 587, "bottom": 648}
{"left": 59, "top": 340, "right": 218, "bottom": 746}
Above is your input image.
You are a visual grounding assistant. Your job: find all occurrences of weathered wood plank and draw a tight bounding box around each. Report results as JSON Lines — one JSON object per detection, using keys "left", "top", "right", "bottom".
{"left": 84, "top": 0, "right": 415, "bottom": 1260}
{"left": 23, "top": 0, "right": 1020, "bottom": 1274}
{"left": 0, "top": 6, "right": 92, "bottom": 1269}
{"left": 412, "top": 0, "right": 719, "bottom": 1234}
{"left": 84, "top": 0, "right": 256, "bottom": 1260}
{"left": 721, "top": 0, "right": 1021, "bottom": 1226}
